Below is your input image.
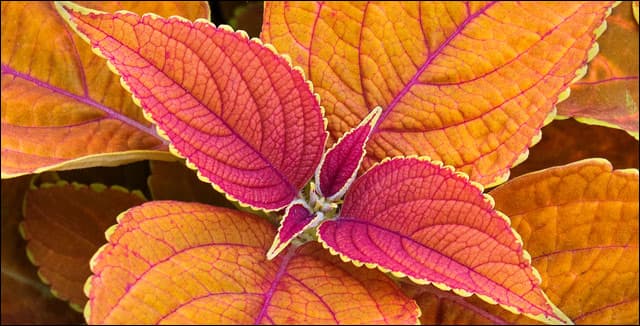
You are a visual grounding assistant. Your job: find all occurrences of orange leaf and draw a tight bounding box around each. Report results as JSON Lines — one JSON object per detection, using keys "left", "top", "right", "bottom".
{"left": 509, "top": 118, "right": 639, "bottom": 180}
{"left": 20, "top": 177, "right": 146, "bottom": 311}
{"left": 147, "top": 160, "right": 234, "bottom": 208}
{"left": 1, "top": 2, "right": 209, "bottom": 178}
{"left": 1, "top": 176, "right": 83, "bottom": 324}
{"left": 556, "top": 2, "right": 639, "bottom": 139}
{"left": 263, "top": 2, "right": 614, "bottom": 186}
{"left": 405, "top": 159, "right": 639, "bottom": 324}
{"left": 86, "top": 201, "right": 419, "bottom": 324}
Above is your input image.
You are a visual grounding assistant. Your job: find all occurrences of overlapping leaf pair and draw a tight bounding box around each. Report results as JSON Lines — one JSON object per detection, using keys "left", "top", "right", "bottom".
{"left": 48, "top": 1, "right": 622, "bottom": 324}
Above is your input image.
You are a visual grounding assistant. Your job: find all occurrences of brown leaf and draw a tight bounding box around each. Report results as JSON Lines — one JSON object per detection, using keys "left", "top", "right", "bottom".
{"left": 147, "top": 160, "right": 234, "bottom": 209}
{"left": 556, "top": 1, "right": 639, "bottom": 138}
{"left": 1, "top": 176, "right": 83, "bottom": 324}
{"left": 509, "top": 118, "right": 638, "bottom": 180}
{"left": 21, "top": 177, "right": 146, "bottom": 310}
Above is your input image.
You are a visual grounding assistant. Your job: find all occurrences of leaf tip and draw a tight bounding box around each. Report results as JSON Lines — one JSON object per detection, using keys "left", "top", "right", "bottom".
{"left": 266, "top": 239, "right": 285, "bottom": 260}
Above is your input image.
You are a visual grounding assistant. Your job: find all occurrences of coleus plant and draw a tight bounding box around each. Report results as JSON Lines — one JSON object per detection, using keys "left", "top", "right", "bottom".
{"left": 1, "top": 1, "right": 638, "bottom": 325}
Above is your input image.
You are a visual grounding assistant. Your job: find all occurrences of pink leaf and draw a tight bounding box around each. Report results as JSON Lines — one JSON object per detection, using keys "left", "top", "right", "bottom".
{"left": 267, "top": 199, "right": 321, "bottom": 260}
{"left": 316, "top": 107, "right": 382, "bottom": 200}
{"left": 318, "top": 157, "right": 571, "bottom": 324}
{"left": 57, "top": 2, "right": 327, "bottom": 211}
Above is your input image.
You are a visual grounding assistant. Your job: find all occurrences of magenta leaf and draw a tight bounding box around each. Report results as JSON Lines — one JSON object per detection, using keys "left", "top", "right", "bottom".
{"left": 267, "top": 199, "right": 322, "bottom": 260}
{"left": 56, "top": 3, "right": 327, "bottom": 211}
{"left": 317, "top": 157, "right": 571, "bottom": 324}
{"left": 315, "top": 107, "right": 382, "bottom": 200}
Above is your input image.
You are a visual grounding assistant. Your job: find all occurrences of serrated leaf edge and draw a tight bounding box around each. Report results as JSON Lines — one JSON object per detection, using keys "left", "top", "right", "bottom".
{"left": 1, "top": 149, "right": 175, "bottom": 179}
{"left": 316, "top": 155, "right": 573, "bottom": 325}
{"left": 266, "top": 199, "right": 319, "bottom": 260}
{"left": 484, "top": 2, "right": 616, "bottom": 189}
{"left": 56, "top": 1, "right": 329, "bottom": 212}
{"left": 19, "top": 174, "right": 147, "bottom": 315}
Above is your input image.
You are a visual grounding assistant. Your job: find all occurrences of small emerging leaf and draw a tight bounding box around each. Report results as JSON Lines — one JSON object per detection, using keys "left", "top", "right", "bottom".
{"left": 318, "top": 157, "right": 570, "bottom": 324}
{"left": 267, "top": 199, "right": 320, "bottom": 260}
{"left": 316, "top": 107, "right": 381, "bottom": 200}
{"left": 85, "top": 201, "right": 419, "bottom": 324}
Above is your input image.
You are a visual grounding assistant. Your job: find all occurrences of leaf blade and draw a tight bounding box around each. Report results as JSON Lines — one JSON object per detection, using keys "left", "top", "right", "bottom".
{"left": 263, "top": 2, "right": 614, "bottom": 186}
{"left": 21, "top": 177, "right": 146, "bottom": 309}
{"left": 405, "top": 159, "right": 639, "bottom": 325}
{"left": 58, "top": 2, "right": 327, "bottom": 210}
{"left": 316, "top": 106, "right": 381, "bottom": 200}
{"left": 317, "top": 157, "right": 570, "bottom": 324}
{"left": 556, "top": 2, "right": 639, "bottom": 139}
{"left": 86, "top": 201, "right": 419, "bottom": 324}
{"left": 1, "top": 2, "right": 209, "bottom": 178}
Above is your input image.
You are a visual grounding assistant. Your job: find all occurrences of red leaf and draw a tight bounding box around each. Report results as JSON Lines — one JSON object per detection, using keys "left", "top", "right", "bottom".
{"left": 316, "top": 107, "right": 381, "bottom": 200}
{"left": 57, "top": 2, "right": 327, "bottom": 210}
{"left": 318, "top": 157, "right": 570, "bottom": 324}
{"left": 267, "top": 199, "right": 321, "bottom": 260}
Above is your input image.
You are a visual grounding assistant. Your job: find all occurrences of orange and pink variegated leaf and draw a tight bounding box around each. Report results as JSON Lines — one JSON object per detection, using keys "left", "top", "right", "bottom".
{"left": 56, "top": 1, "right": 327, "bottom": 211}
{"left": 315, "top": 106, "right": 382, "bottom": 200}
{"left": 1, "top": 2, "right": 210, "bottom": 178}
{"left": 267, "top": 199, "right": 320, "bottom": 260}
{"left": 56, "top": 2, "right": 598, "bottom": 325}
{"left": 85, "top": 201, "right": 419, "bottom": 324}
{"left": 262, "top": 2, "right": 616, "bottom": 187}
{"left": 317, "top": 157, "right": 571, "bottom": 324}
